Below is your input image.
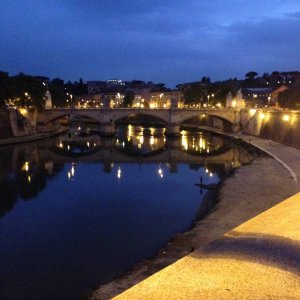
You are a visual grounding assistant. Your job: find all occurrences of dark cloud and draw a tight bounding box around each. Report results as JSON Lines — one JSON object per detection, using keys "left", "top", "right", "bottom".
{"left": 1, "top": 0, "right": 300, "bottom": 86}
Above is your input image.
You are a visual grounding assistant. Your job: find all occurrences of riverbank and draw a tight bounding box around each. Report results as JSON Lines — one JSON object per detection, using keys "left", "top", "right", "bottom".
{"left": 0, "top": 128, "right": 67, "bottom": 146}
{"left": 90, "top": 145, "right": 298, "bottom": 299}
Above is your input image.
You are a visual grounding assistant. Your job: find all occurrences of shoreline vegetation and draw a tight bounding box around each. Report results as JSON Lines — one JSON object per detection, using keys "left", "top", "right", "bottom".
{"left": 90, "top": 153, "right": 298, "bottom": 300}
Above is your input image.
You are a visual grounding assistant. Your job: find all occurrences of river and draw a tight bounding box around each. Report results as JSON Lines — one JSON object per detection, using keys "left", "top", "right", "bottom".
{"left": 0, "top": 124, "right": 253, "bottom": 300}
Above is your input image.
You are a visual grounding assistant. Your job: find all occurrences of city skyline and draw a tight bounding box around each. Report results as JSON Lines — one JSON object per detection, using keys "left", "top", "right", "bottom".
{"left": 1, "top": 0, "right": 300, "bottom": 87}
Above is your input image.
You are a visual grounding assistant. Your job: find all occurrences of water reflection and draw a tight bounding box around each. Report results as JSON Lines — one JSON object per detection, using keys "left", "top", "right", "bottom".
{"left": 0, "top": 125, "right": 251, "bottom": 219}
{"left": 0, "top": 124, "right": 254, "bottom": 300}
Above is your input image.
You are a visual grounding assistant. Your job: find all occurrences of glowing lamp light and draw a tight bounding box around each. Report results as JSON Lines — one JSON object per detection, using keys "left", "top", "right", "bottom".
{"left": 249, "top": 108, "right": 257, "bottom": 117}
{"left": 260, "top": 113, "right": 266, "bottom": 120}
{"left": 232, "top": 100, "right": 237, "bottom": 108}
{"left": 282, "top": 114, "right": 290, "bottom": 122}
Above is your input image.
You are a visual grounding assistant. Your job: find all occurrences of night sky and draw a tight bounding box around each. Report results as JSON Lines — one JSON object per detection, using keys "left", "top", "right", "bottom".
{"left": 1, "top": 0, "right": 300, "bottom": 87}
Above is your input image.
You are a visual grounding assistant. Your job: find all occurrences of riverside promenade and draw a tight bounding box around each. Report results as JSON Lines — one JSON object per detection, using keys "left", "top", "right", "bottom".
{"left": 113, "top": 132, "right": 300, "bottom": 300}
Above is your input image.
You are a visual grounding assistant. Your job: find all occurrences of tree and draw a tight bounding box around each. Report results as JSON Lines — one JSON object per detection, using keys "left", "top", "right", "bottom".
{"left": 0, "top": 71, "right": 11, "bottom": 107}
{"left": 49, "top": 78, "right": 66, "bottom": 108}
{"left": 123, "top": 91, "right": 135, "bottom": 107}
{"left": 245, "top": 71, "right": 258, "bottom": 79}
{"left": 9, "top": 73, "right": 46, "bottom": 109}
{"left": 278, "top": 87, "right": 300, "bottom": 109}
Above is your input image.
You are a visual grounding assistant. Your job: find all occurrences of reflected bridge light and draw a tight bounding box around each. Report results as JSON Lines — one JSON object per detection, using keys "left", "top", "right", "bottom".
{"left": 22, "top": 161, "right": 30, "bottom": 172}
{"left": 150, "top": 136, "right": 155, "bottom": 146}
{"left": 117, "top": 167, "right": 122, "bottom": 179}
{"left": 158, "top": 165, "right": 164, "bottom": 178}
{"left": 139, "top": 135, "right": 144, "bottom": 145}
{"left": 128, "top": 125, "right": 133, "bottom": 138}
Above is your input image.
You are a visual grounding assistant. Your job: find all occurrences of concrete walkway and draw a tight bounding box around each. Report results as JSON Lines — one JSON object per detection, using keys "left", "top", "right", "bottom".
{"left": 114, "top": 133, "right": 300, "bottom": 300}
{"left": 230, "top": 131, "right": 300, "bottom": 189}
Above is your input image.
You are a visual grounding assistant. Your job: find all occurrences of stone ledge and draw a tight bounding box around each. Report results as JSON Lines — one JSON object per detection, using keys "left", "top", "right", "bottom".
{"left": 113, "top": 192, "right": 300, "bottom": 299}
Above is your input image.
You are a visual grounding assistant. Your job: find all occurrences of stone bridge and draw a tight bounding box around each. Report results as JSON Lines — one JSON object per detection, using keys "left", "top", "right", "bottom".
{"left": 36, "top": 108, "right": 244, "bottom": 136}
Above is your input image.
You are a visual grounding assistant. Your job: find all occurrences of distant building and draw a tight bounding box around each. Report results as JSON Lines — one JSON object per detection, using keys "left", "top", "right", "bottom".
{"left": 87, "top": 81, "right": 107, "bottom": 94}
{"left": 149, "top": 90, "right": 183, "bottom": 108}
{"left": 107, "top": 79, "right": 125, "bottom": 86}
{"left": 242, "top": 87, "right": 272, "bottom": 107}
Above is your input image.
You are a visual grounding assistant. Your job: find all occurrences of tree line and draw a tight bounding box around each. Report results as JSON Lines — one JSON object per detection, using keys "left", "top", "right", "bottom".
{"left": 0, "top": 71, "right": 87, "bottom": 109}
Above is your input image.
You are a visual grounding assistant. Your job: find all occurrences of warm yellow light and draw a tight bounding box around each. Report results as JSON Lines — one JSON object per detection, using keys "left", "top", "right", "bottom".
{"left": 216, "top": 102, "right": 221, "bottom": 108}
{"left": 249, "top": 108, "right": 256, "bottom": 117}
{"left": 260, "top": 113, "right": 266, "bottom": 120}
{"left": 181, "top": 131, "right": 188, "bottom": 150}
{"left": 22, "top": 161, "right": 29, "bottom": 172}
{"left": 283, "top": 114, "right": 290, "bottom": 122}
{"left": 150, "top": 136, "right": 154, "bottom": 146}
{"left": 139, "top": 135, "right": 144, "bottom": 144}
{"left": 19, "top": 108, "right": 27, "bottom": 115}
{"left": 128, "top": 125, "right": 133, "bottom": 137}
{"left": 232, "top": 100, "right": 237, "bottom": 108}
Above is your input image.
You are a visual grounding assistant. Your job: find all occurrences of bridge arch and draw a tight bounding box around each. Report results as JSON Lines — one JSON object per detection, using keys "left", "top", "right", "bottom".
{"left": 40, "top": 111, "right": 101, "bottom": 124}
{"left": 114, "top": 112, "right": 168, "bottom": 124}
{"left": 179, "top": 113, "right": 235, "bottom": 132}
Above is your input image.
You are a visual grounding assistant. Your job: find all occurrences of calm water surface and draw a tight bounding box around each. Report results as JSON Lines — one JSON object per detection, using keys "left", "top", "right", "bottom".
{"left": 0, "top": 125, "right": 252, "bottom": 300}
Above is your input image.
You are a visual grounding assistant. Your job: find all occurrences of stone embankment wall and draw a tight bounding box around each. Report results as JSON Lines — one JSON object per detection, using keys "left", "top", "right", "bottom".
{"left": 0, "top": 110, "right": 14, "bottom": 138}
{"left": 242, "top": 110, "right": 300, "bottom": 149}
{"left": 0, "top": 109, "right": 37, "bottom": 138}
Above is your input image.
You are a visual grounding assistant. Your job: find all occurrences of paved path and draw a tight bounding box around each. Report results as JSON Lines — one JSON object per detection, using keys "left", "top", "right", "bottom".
{"left": 237, "top": 133, "right": 300, "bottom": 186}
{"left": 113, "top": 132, "right": 300, "bottom": 300}
{"left": 210, "top": 128, "right": 300, "bottom": 189}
